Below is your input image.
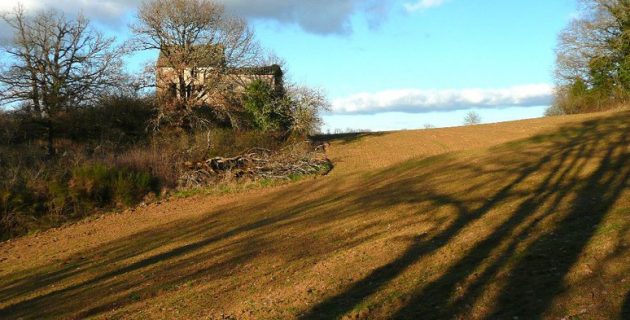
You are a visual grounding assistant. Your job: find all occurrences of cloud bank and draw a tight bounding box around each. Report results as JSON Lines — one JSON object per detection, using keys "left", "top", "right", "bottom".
{"left": 331, "top": 84, "right": 554, "bottom": 114}
{"left": 0, "top": 0, "right": 394, "bottom": 35}
{"left": 0, "top": 1, "right": 135, "bottom": 25}
{"left": 220, "top": 0, "right": 392, "bottom": 34}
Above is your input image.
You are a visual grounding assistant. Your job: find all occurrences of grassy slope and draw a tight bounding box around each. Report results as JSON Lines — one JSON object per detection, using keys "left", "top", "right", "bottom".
{"left": 0, "top": 111, "right": 629, "bottom": 319}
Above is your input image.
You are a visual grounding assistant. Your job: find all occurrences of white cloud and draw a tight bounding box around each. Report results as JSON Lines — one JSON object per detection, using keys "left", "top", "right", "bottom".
{"left": 0, "top": 1, "right": 136, "bottom": 29}
{"left": 0, "top": 0, "right": 394, "bottom": 35}
{"left": 0, "top": 1, "right": 132, "bottom": 17}
{"left": 221, "top": 0, "right": 393, "bottom": 34}
{"left": 404, "top": 0, "right": 447, "bottom": 12}
{"left": 331, "top": 84, "right": 554, "bottom": 114}
{"left": 0, "top": 1, "right": 41, "bottom": 12}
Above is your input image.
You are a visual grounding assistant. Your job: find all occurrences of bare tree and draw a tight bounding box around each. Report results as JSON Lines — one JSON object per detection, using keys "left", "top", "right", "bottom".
{"left": 285, "top": 85, "right": 330, "bottom": 136}
{"left": 555, "top": 0, "right": 620, "bottom": 86}
{"left": 463, "top": 111, "right": 481, "bottom": 126}
{"left": 131, "top": 0, "right": 265, "bottom": 129}
{"left": 0, "top": 6, "right": 125, "bottom": 156}
{"left": 553, "top": 0, "right": 630, "bottom": 114}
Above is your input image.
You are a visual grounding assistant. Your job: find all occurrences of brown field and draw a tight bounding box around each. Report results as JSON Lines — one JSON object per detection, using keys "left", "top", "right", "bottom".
{"left": 1, "top": 111, "right": 629, "bottom": 319}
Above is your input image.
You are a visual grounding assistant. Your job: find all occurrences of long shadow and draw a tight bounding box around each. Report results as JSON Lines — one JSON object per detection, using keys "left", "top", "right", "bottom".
{"left": 0, "top": 178, "right": 344, "bottom": 304}
{"left": 0, "top": 182, "right": 351, "bottom": 318}
{"left": 312, "top": 131, "right": 386, "bottom": 145}
{"left": 1, "top": 113, "right": 629, "bottom": 319}
{"left": 393, "top": 118, "right": 629, "bottom": 319}
{"left": 623, "top": 291, "right": 630, "bottom": 319}
{"left": 1, "top": 165, "right": 424, "bottom": 318}
{"left": 299, "top": 119, "right": 593, "bottom": 319}
{"left": 486, "top": 133, "right": 629, "bottom": 318}
{"left": 301, "top": 114, "right": 630, "bottom": 319}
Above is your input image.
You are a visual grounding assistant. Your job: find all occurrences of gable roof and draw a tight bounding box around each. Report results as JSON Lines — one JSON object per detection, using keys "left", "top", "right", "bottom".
{"left": 232, "top": 65, "right": 283, "bottom": 77}
{"left": 156, "top": 44, "right": 225, "bottom": 68}
{"left": 156, "top": 45, "right": 282, "bottom": 77}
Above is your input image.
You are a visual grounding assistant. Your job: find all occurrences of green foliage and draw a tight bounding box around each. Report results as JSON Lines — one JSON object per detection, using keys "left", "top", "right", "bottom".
{"left": 0, "top": 162, "right": 159, "bottom": 240}
{"left": 0, "top": 96, "right": 155, "bottom": 146}
{"left": 588, "top": 56, "right": 615, "bottom": 93}
{"left": 0, "top": 177, "right": 39, "bottom": 237}
{"left": 553, "top": 78, "right": 595, "bottom": 115}
{"left": 70, "top": 164, "right": 158, "bottom": 208}
{"left": 242, "top": 79, "right": 290, "bottom": 132}
{"left": 544, "top": 104, "right": 565, "bottom": 117}
{"left": 0, "top": 73, "right": 326, "bottom": 241}
{"left": 241, "top": 80, "right": 329, "bottom": 136}
{"left": 552, "top": 1, "right": 630, "bottom": 114}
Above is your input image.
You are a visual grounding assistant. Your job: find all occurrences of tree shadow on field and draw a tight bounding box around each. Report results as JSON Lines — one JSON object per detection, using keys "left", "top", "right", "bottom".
{"left": 623, "top": 291, "right": 630, "bottom": 319}
{"left": 313, "top": 131, "right": 386, "bottom": 145}
{"left": 0, "top": 112, "right": 629, "bottom": 319}
{"left": 301, "top": 112, "right": 630, "bottom": 319}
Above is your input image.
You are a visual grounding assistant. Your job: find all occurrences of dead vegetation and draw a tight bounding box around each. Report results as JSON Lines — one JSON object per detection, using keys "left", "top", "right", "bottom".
{"left": 178, "top": 142, "right": 332, "bottom": 188}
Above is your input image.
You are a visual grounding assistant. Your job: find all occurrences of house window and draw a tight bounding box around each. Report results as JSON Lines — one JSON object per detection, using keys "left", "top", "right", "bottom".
{"left": 168, "top": 83, "right": 177, "bottom": 98}
{"left": 186, "top": 84, "right": 193, "bottom": 99}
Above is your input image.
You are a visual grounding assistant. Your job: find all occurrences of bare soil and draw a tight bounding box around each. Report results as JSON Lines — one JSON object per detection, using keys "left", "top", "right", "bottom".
{"left": 1, "top": 111, "right": 629, "bottom": 319}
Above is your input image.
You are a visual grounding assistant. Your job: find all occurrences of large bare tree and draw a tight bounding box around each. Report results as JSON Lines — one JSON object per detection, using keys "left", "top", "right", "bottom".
{"left": 555, "top": 1, "right": 621, "bottom": 84}
{"left": 0, "top": 6, "right": 125, "bottom": 156}
{"left": 554, "top": 0, "right": 630, "bottom": 95}
{"left": 131, "top": 0, "right": 265, "bottom": 129}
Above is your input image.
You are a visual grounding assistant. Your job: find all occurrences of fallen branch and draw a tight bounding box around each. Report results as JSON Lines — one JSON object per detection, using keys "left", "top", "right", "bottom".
{"left": 178, "top": 141, "right": 332, "bottom": 188}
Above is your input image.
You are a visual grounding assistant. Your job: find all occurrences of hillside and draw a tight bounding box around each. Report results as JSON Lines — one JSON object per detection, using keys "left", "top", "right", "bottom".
{"left": 0, "top": 111, "right": 629, "bottom": 319}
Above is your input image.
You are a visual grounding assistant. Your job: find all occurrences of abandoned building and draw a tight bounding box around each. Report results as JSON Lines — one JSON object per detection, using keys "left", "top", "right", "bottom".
{"left": 156, "top": 45, "right": 283, "bottom": 104}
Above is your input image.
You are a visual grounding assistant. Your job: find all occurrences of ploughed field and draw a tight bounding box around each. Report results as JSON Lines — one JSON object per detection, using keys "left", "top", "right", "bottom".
{"left": 1, "top": 111, "right": 629, "bottom": 319}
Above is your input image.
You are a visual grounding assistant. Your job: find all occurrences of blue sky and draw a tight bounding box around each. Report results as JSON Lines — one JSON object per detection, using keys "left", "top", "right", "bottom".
{"left": 0, "top": 0, "right": 578, "bottom": 131}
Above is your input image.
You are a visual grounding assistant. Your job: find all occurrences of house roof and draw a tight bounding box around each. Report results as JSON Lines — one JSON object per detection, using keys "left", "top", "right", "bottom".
{"left": 156, "top": 45, "right": 283, "bottom": 77}
{"left": 232, "top": 65, "right": 283, "bottom": 77}
{"left": 156, "top": 44, "right": 225, "bottom": 68}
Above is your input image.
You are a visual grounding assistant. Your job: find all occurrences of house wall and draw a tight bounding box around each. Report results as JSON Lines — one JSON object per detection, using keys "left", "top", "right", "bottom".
{"left": 156, "top": 67, "right": 279, "bottom": 103}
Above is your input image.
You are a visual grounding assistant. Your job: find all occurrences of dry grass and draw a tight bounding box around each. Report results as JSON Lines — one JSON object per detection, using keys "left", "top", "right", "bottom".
{"left": 0, "top": 111, "right": 629, "bottom": 319}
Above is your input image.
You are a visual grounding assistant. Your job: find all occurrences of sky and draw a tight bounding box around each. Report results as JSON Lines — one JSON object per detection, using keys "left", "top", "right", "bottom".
{"left": 0, "top": 0, "right": 578, "bottom": 132}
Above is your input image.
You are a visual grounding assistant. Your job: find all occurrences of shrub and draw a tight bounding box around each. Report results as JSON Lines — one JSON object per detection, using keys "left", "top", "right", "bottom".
{"left": 242, "top": 79, "right": 290, "bottom": 132}
{"left": 110, "top": 168, "right": 156, "bottom": 206}
{"left": 61, "top": 95, "right": 155, "bottom": 144}
{"left": 241, "top": 80, "right": 330, "bottom": 136}
{"left": 285, "top": 85, "right": 330, "bottom": 136}
{"left": 70, "top": 164, "right": 159, "bottom": 208}
{"left": 552, "top": 77, "right": 630, "bottom": 115}
{"left": 0, "top": 161, "right": 160, "bottom": 240}
{"left": 0, "top": 178, "right": 38, "bottom": 238}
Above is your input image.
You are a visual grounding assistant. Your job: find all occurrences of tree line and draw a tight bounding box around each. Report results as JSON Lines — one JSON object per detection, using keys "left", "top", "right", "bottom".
{"left": 550, "top": 0, "right": 630, "bottom": 115}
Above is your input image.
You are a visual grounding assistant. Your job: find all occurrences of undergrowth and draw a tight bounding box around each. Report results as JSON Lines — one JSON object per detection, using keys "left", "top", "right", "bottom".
{"left": 0, "top": 102, "right": 325, "bottom": 241}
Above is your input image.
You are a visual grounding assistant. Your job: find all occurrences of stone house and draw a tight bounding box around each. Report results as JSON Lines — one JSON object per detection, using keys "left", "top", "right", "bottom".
{"left": 156, "top": 45, "right": 283, "bottom": 104}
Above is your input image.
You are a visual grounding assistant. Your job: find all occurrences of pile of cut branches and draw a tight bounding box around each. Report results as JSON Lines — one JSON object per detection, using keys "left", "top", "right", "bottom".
{"left": 178, "top": 142, "right": 332, "bottom": 188}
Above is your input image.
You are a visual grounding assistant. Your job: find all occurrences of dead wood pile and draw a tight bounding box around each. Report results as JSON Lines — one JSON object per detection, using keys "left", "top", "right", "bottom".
{"left": 178, "top": 142, "right": 331, "bottom": 188}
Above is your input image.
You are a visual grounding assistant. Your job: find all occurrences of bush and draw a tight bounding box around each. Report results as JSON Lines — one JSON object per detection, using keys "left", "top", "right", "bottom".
{"left": 0, "top": 161, "right": 160, "bottom": 240}
{"left": 241, "top": 80, "right": 330, "bottom": 136}
{"left": 242, "top": 79, "right": 290, "bottom": 132}
{"left": 70, "top": 164, "right": 159, "bottom": 208}
{"left": 0, "top": 86, "right": 326, "bottom": 240}
{"left": 61, "top": 95, "right": 155, "bottom": 144}
{"left": 285, "top": 85, "right": 329, "bottom": 136}
{"left": 552, "top": 77, "right": 630, "bottom": 115}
